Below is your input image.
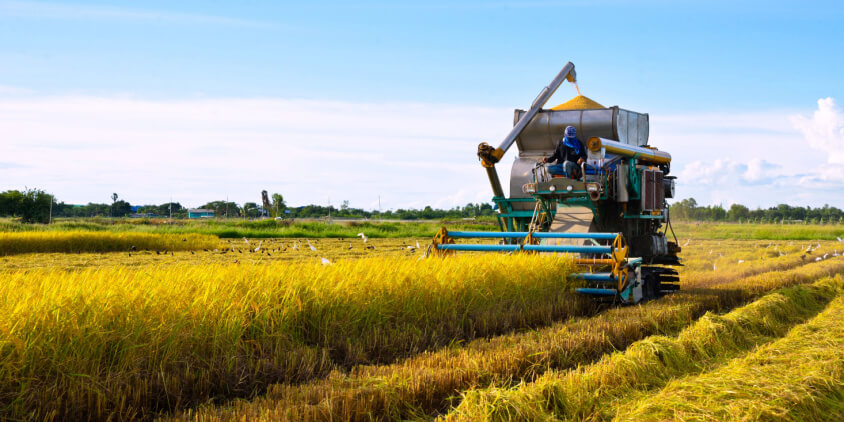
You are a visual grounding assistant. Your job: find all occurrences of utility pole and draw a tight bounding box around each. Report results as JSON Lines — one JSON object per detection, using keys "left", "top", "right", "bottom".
{"left": 328, "top": 197, "right": 331, "bottom": 222}
{"left": 378, "top": 195, "right": 381, "bottom": 220}
{"left": 48, "top": 193, "right": 53, "bottom": 224}
{"left": 226, "top": 195, "right": 229, "bottom": 219}
{"left": 169, "top": 196, "right": 173, "bottom": 223}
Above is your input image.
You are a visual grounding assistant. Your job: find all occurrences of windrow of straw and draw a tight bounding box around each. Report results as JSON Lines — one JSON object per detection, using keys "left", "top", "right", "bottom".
{"left": 443, "top": 276, "right": 844, "bottom": 422}
{"left": 0, "top": 231, "right": 219, "bottom": 255}
{"left": 615, "top": 296, "right": 844, "bottom": 421}
{"left": 163, "top": 255, "right": 844, "bottom": 421}
{"left": 0, "top": 254, "right": 585, "bottom": 421}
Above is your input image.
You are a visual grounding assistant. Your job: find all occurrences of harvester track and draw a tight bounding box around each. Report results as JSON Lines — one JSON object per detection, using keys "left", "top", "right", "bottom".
{"left": 642, "top": 266, "right": 680, "bottom": 299}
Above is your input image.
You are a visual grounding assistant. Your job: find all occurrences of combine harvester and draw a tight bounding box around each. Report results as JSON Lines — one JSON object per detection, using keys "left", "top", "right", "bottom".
{"left": 430, "top": 62, "right": 681, "bottom": 303}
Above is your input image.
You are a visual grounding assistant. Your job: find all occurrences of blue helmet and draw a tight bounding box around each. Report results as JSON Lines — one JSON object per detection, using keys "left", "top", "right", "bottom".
{"left": 565, "top": 126, "right": 576, "bottom": 138}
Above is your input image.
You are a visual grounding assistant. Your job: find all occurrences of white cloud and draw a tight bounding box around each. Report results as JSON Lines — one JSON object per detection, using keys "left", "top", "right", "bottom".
{"left": 0, "top": 95, "right": 513, "bottom": 209}
{"left": 654, "top": 97, "right": 844, "bottom": 208}
{"left": 678, "top": 158, "right": 746, "bottom": 186}
{"left": 677, "top": 157, "right": 782, "bottom": 187}
{"left": 742, "top": 158, "right": 781, "bottom": 183}
{"left": 2, "top": 94, "right": 843, "bottom": 210}
{"left": 790, "top": 97, "right": 844, "bottom": 165}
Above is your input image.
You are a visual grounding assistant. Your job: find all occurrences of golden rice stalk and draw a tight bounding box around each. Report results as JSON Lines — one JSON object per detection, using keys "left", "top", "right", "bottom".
{"left": 0, "top": 231, "right": 218, "bottom": 255}
{"left": 165, "top": 258, "right": 844, "bottom": 422}
{"left": 0, "top": 254, "right": 580, "bottom": 420}
{"left": 445, "top": 276, "right": 843, "bottom": 421}
{"left": 615, "top": 296, "right": 844, "bottom": 421}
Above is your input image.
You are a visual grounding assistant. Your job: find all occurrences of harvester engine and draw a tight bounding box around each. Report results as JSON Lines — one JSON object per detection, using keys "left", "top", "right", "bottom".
{"left": 429, "top": 62, "right": 681, "bottom": 304}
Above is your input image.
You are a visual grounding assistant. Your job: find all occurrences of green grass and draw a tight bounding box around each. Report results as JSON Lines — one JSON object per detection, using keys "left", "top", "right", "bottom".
{"left": 3, "top": 218, "right": 841, "bottom": 240}
{"left": 673, "top": 222, "right": 844, "bottom": 240}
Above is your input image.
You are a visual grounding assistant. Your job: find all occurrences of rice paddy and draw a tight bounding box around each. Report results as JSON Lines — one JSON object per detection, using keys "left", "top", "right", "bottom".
{"left": 0, "top": 231, "right": 218, "bottom": 255}
{"left": 444, "top": 276, "right": 843, "bottom": 421}
{"left": 615, "top": 295, "right": 844, "bottom": 422}
{"left": 0, "top": 222, "right": 841, "bottom": 420}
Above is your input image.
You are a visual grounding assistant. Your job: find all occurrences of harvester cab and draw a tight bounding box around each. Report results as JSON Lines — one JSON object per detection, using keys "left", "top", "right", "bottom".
{"left": 431, "top": 62, "right": 681, "bottom": 304}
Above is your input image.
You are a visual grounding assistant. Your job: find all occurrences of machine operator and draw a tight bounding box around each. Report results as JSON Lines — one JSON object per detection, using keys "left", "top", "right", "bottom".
{"left": 542, "top": 125, "right": 586, "bottom": 179}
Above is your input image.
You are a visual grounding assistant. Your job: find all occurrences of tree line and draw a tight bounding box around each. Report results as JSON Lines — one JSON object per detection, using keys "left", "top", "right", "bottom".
{"left": 670, "top": 198, "right": 844, "bottom": 224}
{"left": 8, "top": 188, "right": 838, "bottom": 225}
{"left": 0, "top": 189, "right": 496, "bottom": 223}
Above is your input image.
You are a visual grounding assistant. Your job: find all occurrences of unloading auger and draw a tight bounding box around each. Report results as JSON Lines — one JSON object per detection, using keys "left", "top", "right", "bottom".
{"left": 430, "top": 62, "right": 682, "bottom": 304}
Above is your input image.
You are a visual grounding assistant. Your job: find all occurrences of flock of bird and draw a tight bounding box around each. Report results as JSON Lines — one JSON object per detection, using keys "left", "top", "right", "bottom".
{"left": 125, "top": 235, "right": 844, "bottom": 269}
{"left": 701, "top": 237, "right": 844, "bottom": 271}
{"left": 126, "top": 233, "right": 423, "bottom": 265}
{"left": 679, "top": 236, "right": 843, "bottom": 272}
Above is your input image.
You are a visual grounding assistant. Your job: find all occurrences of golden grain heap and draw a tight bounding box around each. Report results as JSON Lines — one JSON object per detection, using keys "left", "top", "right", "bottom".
{"left": 551, "top": 95, "right": 605, "bottom": 110}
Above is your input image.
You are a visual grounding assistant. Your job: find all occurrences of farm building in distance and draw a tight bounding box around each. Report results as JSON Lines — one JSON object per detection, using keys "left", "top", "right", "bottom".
{"left": 188, "top": 209, "right": 215, "bottom": 219}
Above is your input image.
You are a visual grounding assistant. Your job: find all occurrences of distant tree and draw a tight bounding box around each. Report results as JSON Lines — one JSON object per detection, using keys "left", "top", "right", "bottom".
{"left": 200, "top": 201, "right": 241, "bottom": 218}
{"left": 83, "top": 202, "right": 110, "bottom": 217}
{"left": 157, "top": 202, "right": 184, "bottom": 217}
{"left": 242, "top": 202, "right": 261, "bottom": 218}
{"left": 271, "top": 193, "right": 286, "bottom": 217}
{"left": 727, "top": 204, "right": 750, "bottom": 221}
{"left": 0, "top": 190, "right": 24, "bottom": 216}
{"left": 111, "top": 200, "right": 132, "bottom": 217}
{"left": 4, "top": 188, "right": 53, "bottom": 223}
{"left": 111, "top": 193, "right": 118, "bottom": 217}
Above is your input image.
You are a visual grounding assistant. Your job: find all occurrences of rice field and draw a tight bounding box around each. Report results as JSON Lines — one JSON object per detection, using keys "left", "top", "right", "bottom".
{"left": 0, "top": 224, "right": 841, "bottom": 420}
{"left": 443, "top": 276, "right": 843, "bottom": 421}
{"left": 0, "top": 231, "right": 218, "bottom": 255}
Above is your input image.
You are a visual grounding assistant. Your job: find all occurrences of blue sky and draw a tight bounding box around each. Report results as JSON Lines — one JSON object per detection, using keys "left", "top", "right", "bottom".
{"left": 1, "top": 0, "right": 843, "bottom": 209}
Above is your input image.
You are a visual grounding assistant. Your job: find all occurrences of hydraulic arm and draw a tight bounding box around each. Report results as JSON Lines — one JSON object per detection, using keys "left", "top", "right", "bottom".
{"left": 477, "top": 62, "right": 576, "bottom": 197}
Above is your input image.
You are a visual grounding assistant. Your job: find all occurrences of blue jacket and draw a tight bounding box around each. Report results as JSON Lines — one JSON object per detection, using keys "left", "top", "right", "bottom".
{"left": 548, "top": 136, "right": 586, "bottom": 164}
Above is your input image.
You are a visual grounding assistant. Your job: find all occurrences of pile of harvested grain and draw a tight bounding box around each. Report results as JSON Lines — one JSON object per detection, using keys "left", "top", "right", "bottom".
{"left": 551, "top": 95, "right": 604, "bottom": 110}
